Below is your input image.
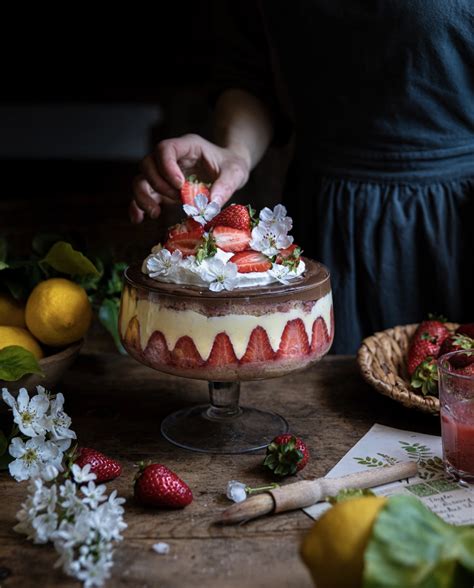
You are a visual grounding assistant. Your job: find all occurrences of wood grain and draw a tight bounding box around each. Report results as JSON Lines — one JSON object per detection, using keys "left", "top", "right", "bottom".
{"left": 0, "top": 351, "right": 440, "bottom": 588}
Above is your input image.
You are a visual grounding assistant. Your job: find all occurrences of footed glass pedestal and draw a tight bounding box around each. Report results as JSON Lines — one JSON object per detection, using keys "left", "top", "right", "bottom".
{"left": 161, "top": 381, "right": 289, "bottom": 453}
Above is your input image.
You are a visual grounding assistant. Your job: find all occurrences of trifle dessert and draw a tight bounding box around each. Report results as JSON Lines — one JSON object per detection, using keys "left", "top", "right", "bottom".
{"left": 120, "top": 178, "right": 334, "bottom": 382}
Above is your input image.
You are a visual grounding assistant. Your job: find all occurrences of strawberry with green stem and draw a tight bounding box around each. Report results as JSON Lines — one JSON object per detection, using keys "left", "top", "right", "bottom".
{"left": 263, "top": 434, "right": 309, "bottom": 476}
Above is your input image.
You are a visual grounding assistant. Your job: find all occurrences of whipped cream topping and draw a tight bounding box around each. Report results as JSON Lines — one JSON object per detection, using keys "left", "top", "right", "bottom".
{"left": 142, "top": 201, "right": 305, "bottom": 291}
{"left": 142, "top": 247, "right": 306, "bottom": 289}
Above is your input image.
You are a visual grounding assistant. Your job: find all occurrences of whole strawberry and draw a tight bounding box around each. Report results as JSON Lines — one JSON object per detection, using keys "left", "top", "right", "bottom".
{"left": 410, "top": 358, "right": 439, "bottom": 396}
{"left": 263, "top": 434, "right": 309, "bottom": 476}
{"left": 74, "top": 447, "right": 122, "bottom": 483}
{"left": 134, "top": 464, "right": 193, "bottom": 508}
{"left": 206, "top": 204, "right": 250, "bottom": 231}
{"left": 438, "top": 333, "right": 474, "bottom": 367}
{"left": 406, "top": 319, "right": 450, "bottom": 376}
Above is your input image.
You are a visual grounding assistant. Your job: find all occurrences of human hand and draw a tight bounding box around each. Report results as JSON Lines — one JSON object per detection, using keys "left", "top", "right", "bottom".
{"left": 130, "top": 134, "right": 251, "bottom": 223}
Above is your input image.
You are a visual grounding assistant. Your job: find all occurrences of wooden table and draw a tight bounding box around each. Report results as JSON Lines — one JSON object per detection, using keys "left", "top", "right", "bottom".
{"left": 0, "top": 352, "right": 440, "bottom": 587}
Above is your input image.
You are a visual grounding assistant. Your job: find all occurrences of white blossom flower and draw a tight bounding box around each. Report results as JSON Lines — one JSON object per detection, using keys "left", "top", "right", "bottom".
{"left": 81, "top": 481, "right": 107, "bottom": 509}
{"left": 32, "top": 510, "right": 59, "bottom": 544}
{"left": 201, "top": 258, "right": 237, "bottom": 292}
{"left": 42, "top": 463, "right": 60, "bottom": 481}
{"left": 2, "top": 387, "right": 49, "bottom": 437}
{"left": 71, "top": 463, "right": 97, "bottom": 484}
{"left": 9, "top": 436, "right": 62, "bottom": 482}
{"left": 42, "top": 393, "right": 76, "bottom": 452}
{"left": 183, "top": 193, "right": 220, "bottom": 225}
{"left": 249, "top": 222, "right": 294, "bottom": 257}
{"left": 268, "top": 263, "right": 291, "bottom": 285}
{"left": 146, "top": 248, "right": 183, "bottom": 278}
{"left": 226, "top": 480, "right": 248, "bottom": 503}
{"left": 152, "top": 542, "right": 170, "bottom": 555}
{"left": 259, "top": 204, "right": 292, "bottom": 231}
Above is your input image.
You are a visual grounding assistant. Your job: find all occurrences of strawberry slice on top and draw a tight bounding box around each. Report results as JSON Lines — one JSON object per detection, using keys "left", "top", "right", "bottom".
{"left": 164, "top": 232, "right": 203, "bottom": 257}
{"left": 276, "top": 244, "right": 301, "bottom": 265}
{"left": 167, "top": 218, "right": 204, "bottom": 239}
{"left": 212, "top": 226, "right": 251, "bottom": 252}
{"left": 229, "top": 250, "right": 272, "bottom": 273}
{"left": 180, "top": 175, "right": 210, "bottom": 206}
{"left": 206, "top": 204, "right": 250, "bottom": 231}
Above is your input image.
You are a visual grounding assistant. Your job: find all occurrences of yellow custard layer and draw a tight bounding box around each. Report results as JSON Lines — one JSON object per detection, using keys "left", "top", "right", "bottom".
{"left": 120, "top": 288, "right": 333, "bottom": 361}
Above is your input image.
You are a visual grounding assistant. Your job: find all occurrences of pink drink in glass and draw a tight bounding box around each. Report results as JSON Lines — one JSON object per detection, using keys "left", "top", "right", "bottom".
{"left": 438, "top": 350, "right": 474, "bottom": 483}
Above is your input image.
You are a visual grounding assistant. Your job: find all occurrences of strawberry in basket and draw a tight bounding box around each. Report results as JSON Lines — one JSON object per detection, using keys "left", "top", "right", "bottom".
{"left": 407, "top": 318, "right": 450, "bottom": 377}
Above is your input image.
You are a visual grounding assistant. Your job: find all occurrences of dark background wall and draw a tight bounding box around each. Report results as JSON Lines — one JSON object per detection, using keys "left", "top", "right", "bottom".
{"left": 0, "top": 3, "right": 289, "bottom": 262}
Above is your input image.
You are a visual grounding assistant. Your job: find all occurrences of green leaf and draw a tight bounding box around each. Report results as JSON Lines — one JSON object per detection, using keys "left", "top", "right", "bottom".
{"left": 363, "top": 495, "right": 474, "bottom": 587}
{"left": 98, "top": 298, "right": 126, "bottom": 355}
{"left": 0, "top": 261, "right": 8, "bottom": 270}
{"left": 32, "top": 232, "right": 65, "bottom": 256}
{"left": 328, "top": 488, "right": 375, "bottom": 504}
{"left": 40, "top": 241, "right": 100, "bottom": 277}
{"left": 105, "top": 262, "right": 127, "bottom": 296}
{"left": 0, "top": 345, "right": 43, "bottom": 381}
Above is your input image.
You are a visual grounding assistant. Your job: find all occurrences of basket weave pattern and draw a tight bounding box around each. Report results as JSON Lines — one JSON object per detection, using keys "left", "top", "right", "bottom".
{"left": 357, "top": 323, "right": 459, "bottom": 414}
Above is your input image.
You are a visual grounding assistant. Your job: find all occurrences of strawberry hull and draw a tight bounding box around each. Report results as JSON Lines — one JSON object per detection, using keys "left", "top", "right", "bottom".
{"left": 120, "top": 260, "right": 333, "bottom": 382}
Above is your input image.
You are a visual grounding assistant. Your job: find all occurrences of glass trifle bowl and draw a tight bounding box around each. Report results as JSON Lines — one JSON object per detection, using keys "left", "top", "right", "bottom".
{"left": 119, "top": 259, "right": 333, "bottom": 453}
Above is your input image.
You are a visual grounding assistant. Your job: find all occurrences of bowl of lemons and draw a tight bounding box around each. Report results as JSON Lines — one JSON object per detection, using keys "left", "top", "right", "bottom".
{"left": 0, "top": 277, "right": 92, "bottom": 392}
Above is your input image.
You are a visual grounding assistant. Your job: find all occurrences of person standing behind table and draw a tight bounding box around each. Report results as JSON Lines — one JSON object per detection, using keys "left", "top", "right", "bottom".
{"left": 130, "top": 1, "right": 474, "bottom": 354}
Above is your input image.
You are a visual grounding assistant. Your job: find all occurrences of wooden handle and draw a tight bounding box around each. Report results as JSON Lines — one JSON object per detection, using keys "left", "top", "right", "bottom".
{"left": 217, "top": 461, "right": 417, "bottom": 525}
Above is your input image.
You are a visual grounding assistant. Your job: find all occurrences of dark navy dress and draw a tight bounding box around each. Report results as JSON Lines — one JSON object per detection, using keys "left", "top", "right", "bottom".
{"left": 214, "top": 1, "right": 474, "bottom": 353}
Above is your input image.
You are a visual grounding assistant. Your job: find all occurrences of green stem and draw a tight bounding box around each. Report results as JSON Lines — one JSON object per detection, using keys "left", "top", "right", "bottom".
{"left": 245, "top": 483, "right": 280, "bottom": 496}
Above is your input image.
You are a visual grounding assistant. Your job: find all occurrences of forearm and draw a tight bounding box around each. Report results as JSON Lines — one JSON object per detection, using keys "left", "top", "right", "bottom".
{"left": 213, "top": 89, "right": 274, "bottom": 171}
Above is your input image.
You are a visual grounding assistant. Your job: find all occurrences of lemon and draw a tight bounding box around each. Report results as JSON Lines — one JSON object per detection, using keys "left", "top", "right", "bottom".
{"left": 0, "top": 326, "right": 44, "bottom": 360}
{"left": 300, "top": 496, "right": 387, "bottom": 588}
{"left": 25, "top": 278, "right": 92, "bottom": 346}
{"left": 0, "top": 292, "right": 26, "bottom": 327}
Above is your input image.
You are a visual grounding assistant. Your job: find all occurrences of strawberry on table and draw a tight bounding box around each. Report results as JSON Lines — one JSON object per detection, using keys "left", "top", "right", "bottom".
{"left": 406, "top": 319, "right": 450, "bottom": 376}
{"left": 263, "top": 434, "right": 309, "bottom": 476}
{"left": 206, "top": 204, "right": 250, "bottom": 231}
{"left": 229, "top": 250, "right": 272, "bottom": 273}
{"left": 134, "top": 463, "right": 193, "bottom": 508}
{"left": 180, "top": 175, "right": 210, "bottom": 206}
{"left": 212, "top": 226, "right": 251, "bottom": 253}
{"left": 74, "top": 447, "right": 122, "bottom": 483}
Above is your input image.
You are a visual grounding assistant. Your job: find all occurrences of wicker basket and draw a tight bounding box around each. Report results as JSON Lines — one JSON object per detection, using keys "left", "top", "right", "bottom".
{"left": 357, "top": 323, "right": 459, "bottom": 415}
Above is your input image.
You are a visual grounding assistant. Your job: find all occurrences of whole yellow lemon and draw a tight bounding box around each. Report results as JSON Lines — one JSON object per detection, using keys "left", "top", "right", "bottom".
{"left": 0, "top": 326, "right": 44, "bottom": 360}
{"left": 0, "top": 293, "right": 26, "bottom": 327}
{"left": 25, "top": 278, "right": 92, "bottom": 346}
{"left": 300, "top": 496, "right": 387, "bottom": 588}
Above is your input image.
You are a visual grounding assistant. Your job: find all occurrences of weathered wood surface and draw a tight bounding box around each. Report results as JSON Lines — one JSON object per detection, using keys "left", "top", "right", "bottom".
{"left": 0, "top": 351, "right": 440, "bottom": 588}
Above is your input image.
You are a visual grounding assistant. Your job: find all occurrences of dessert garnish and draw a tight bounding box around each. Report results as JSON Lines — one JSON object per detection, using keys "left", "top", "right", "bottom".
{"left": 143, "top": 176, "right": 305, "bottom": 290}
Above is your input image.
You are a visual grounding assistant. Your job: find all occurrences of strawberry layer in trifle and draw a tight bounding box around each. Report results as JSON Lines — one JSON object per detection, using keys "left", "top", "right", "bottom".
{"left": 120, "top": 180, "right": 333, "bottom": 381}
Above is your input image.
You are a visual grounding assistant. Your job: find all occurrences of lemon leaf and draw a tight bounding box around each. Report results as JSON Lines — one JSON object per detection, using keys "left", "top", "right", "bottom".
{"left": 363, "top": 495, "right": 474, "bottom": 587}
{"left": 0, "top": 345, "right": 43, "bottom": 381}
{"left": 40, "top": 242, "right": 100, "bottom": 277}
{"left": 99, "top": 298, "right": 126, "bottom": 355}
